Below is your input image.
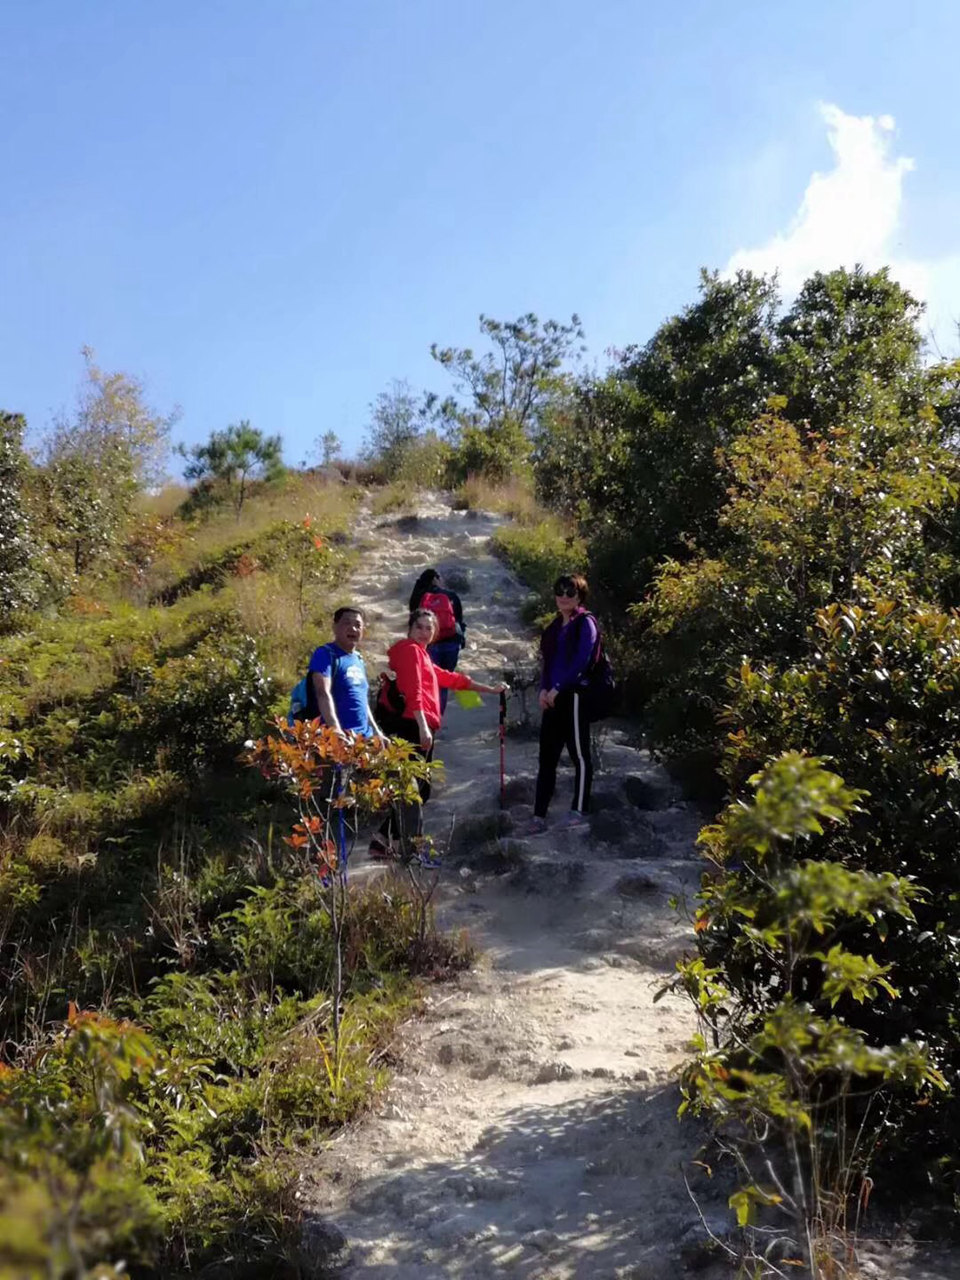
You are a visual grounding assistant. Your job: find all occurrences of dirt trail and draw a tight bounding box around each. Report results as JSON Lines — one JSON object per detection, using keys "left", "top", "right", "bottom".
{"left": 300, "top": 494, "right": 959, "bottom": 1280}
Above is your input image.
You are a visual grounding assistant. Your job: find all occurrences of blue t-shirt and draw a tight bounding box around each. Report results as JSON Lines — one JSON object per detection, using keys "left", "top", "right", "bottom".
{"left": 307, "top": 644, "right": 372, "bottom": 735}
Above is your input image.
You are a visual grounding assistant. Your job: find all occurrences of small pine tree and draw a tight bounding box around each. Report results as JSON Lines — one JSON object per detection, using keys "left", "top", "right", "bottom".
{"left": 180, "top": 420, "right": 284, "bottom": 516}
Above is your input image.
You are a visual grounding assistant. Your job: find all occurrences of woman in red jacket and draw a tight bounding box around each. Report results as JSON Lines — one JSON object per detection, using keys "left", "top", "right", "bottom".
{"left": 369, "top": 607, "right": 504, "bottom": 858}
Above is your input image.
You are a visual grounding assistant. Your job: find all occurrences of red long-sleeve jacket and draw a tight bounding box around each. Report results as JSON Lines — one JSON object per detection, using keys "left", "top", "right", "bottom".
{"left": 387, "top": 638, "right": 472, "bottom": 731}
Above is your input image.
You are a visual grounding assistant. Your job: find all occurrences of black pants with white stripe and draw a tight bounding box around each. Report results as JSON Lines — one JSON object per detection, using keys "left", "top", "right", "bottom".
{"left": 534, "top": 689, "right": 593, "bottom": 818}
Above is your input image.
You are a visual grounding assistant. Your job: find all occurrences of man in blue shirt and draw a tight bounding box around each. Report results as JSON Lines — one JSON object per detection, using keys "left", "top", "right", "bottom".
{"left": 307, "top": 606, "right": 383, "bottom": 739}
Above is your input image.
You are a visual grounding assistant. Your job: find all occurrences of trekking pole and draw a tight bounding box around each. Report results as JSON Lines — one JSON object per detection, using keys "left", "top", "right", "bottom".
{"left": 335, "top": 765, "right": 348, "bottom": 884}
{"left": 498, "top": 690, "right": 507, "bottom": 809}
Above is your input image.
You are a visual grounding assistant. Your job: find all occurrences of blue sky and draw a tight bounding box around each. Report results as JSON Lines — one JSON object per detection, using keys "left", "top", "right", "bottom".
{"left": 2, "top": 1, "right": 958, "bottom": 467}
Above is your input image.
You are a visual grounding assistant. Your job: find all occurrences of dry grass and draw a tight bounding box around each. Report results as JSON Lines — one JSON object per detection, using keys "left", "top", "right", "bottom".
{"left": 226, "top": 572, "right": 314, "bottom": 687}
{"left": 454, "top": 475, "right": 540, "bottom": 524}
{"left": 369, "top": 481, "right": 417, "bottom": 517}
{"left": 137, "top": 484, "right": 192, "bottom": 519}
{"left": 184, "top": 471, "right": 359, "bottom": 563}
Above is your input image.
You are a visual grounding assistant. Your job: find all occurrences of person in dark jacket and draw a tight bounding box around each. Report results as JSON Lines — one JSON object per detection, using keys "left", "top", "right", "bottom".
{"left": 523, "top": 573, "right": 598, "bottom": 836}
{"left": 408, "top": 568, "right": 466, "bottom": 714}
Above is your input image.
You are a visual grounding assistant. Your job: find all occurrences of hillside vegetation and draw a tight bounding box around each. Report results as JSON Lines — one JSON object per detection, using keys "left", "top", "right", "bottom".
{"left": 5, "top": 262, "right": 960, "bottom": 1276}
{"left": 0, "top": 458, "right": 473, "bottom": 1277}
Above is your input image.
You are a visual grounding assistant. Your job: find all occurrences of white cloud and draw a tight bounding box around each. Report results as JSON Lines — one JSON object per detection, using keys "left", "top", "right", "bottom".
{"left": 725, "top": 103, "right": 960, "bottom": 354}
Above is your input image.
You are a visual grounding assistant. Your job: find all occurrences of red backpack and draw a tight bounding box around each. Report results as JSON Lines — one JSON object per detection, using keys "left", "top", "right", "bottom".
{"left": 420, "top": 590, "right": 458, "bottom": 641}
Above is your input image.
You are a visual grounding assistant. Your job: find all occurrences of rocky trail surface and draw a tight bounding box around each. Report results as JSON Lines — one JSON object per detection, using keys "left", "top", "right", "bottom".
{"left": 298, "top": 494, "right": 959, "bottom": 1280}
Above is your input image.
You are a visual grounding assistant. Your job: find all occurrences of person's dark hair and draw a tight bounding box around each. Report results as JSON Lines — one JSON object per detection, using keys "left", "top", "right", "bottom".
{"left": 333, "top": 605, "right": 364, "bottom": 623}
{"left": 408, "top": 607, "right": 438, "bottom": 638}
{"left": 552, "top": 573, "right": 588, "bottom": 604}
{"left": 409, "top": 568, "right": 442, "bottom": 612}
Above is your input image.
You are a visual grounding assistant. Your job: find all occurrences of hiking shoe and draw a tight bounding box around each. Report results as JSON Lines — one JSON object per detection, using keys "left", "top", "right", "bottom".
{"left": 555, "top": 810, "right": 589, "bottom": 832}
{"left": 519, "top": 816, "right": 549, "bottom": 838}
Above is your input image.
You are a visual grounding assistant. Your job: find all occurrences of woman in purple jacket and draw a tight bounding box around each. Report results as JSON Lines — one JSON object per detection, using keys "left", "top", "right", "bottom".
{"left": 524, "top": 572, "right": 598, "bottom": 835}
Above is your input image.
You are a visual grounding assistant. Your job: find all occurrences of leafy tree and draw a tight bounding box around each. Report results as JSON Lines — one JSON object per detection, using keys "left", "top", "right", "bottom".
{"left": 363, "top": 379, "right": 429, "bottom": 475}
{"left": 535, "top": 267, "right": 941, "bottom": 616}
{"left": 536, "top": 271, "right": 779, "bottom": 599}
{"left": 637, "top": 402, "right": 957, "bottom": 758}
{"left": 180, "top": 421, "right": 284, "bottom": 517}
{"left": 39, "top": 351, "right": 178, "bottom": 578}
{"left": 672, "top": 750, "right": 944, "bottom": 1264}
{"left": 317, "top": 430, "right": 341, "bottom": 466}
{"left": 72, "top": 346, "right": 177, "bottom": 488}
{"left": 432, "top": 313, "right": 584, "bottom": 481}
{"left": 42, "top": 426, "right": 138, "bottom": 579}
{"left": 777, "top": 266, "right": 926, "bottom": 436}
{"left": 0, "top": 411, "right": 36, "bottom": 623}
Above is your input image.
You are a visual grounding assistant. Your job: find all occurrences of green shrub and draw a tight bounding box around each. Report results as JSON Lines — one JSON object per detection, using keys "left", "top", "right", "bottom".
{"left": 670, "top": 752, "right": 945, "bottom": 1267}
{"left": 713, "top": 598, "right": 960, "bottom": 1182}
{"left": 0, "top": 468, "right": 484, "bottom": 1275}
{"left": 636, "top": 408, "right": 956, "bottom": 763}
{"left": 491, "top": 517, "right": 586, "bottom": 621}
{"left": 370, "top": 481, "right": 417, "bottom": 516}
{"left": 0, "top": 1009, "right": 165, "bottom": 1275}
{"left": 396, "top": 431, "right": 453, "bottom": 488}
{"left": 0, "top": 411, "right": 38, "bottom": 626}
{"left": 453, "top": 474, "right": 539, "bottom": 523}
{"left": 448, "top": 419, "right": 532, "bottom": 485}
{"left": 115, "top": 629, "right": 273, "bottom": 773}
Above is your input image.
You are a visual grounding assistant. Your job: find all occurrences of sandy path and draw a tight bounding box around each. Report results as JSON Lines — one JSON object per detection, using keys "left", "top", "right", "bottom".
{"left": 298, "top": 494, "right": 959, "bottom": 1280}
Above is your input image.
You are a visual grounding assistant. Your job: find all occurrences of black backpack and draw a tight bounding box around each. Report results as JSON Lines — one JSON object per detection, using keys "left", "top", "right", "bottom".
{"left": 578, "top": 614, "right": 617, "bottom": 722}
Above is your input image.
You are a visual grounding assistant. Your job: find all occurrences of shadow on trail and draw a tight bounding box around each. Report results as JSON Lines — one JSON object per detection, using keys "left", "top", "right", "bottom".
{"left": 325, "top": 1085, "right": 718, "bottom": 1279}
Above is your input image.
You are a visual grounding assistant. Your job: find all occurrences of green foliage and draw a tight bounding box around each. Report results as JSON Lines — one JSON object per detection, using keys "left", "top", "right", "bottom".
{"left": 0, "top": 411, "right": 37, "bottom": 624}
{"left": 0, "top": 602, "right": 271, "bottom": 822}
{"left": 433, "top": 312, "right": 584, "bottom": 483}
{"left": 41, "top": 433, "right": 137, "bottom": 580}
{"left": 491, "top": 517, "right": 587, "bottom": 620}
{"left": 777, "top": 266, "right": 926, "bottom": 434}
{"left": 36, "top": 349, "right": 178, "bottom": 583}
{"left": 636, "top": 403, "right": 957, "bottom": 759}
{"left": 363, "top": 378, "right": 431, "bottom": 477}
{"left": 396, "top": 430, "right": 454, "bottom": 488}
{"left": 0, "top": 1007, "right": 165, "bottom": 1275}
{"left": 117, "top": 629, "right": 273, "bottom": 773}
{"left": 664, "top": 593, "right": 960, "bottom": 1241}
{"left": 535, "top": 271, "right": 779, "bottom": 592}
{"left": 451, "top": 417, "right": 532, "bottom": 484}
{"left": 180, "top": 420, "right": 284, "bottom": 517}
{"left": 718, "top": 602, "right": 960, "bottom": 1128}
{"left": 0, "top": 472, "right": 473, "bottom": 1275}
{"left": 532, "top": 267, "right": 948, "bottom": 677}
{"left": 670, "top": 753, "right": 945, "bottom": 1268}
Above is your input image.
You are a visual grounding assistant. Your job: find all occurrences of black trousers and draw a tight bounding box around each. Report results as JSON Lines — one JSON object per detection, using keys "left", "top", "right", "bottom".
{"left": 534, "top": 689, "right": 593, "bottom": 817}
{"left": 379, "top": 717, "right": 434, "bottom": 842}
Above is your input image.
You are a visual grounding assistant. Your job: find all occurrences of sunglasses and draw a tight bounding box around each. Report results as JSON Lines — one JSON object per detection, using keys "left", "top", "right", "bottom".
{"left": 555, "top": 586, "right": 577, "bottom": 598}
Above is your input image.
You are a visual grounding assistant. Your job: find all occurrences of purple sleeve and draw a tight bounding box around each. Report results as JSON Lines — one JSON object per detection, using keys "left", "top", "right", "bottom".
{"left": 554, "top": 614, "right": 598, "bottom": 691}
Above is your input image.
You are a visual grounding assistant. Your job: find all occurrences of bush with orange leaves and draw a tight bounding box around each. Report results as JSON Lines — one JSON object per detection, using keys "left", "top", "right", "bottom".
{"left": 245, "top": 717, "right": 436, "bottom": 1053}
